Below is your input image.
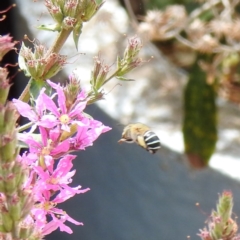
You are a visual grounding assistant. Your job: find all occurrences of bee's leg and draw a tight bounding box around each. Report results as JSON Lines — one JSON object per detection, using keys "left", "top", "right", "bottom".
{"left": 118, "top": 138, "right": 134, "bottom": 143}
{"left": 136, "top": 135, "right": 147, "bottom": 149}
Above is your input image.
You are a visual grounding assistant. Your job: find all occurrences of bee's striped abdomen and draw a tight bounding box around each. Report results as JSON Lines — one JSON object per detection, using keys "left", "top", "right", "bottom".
{"left": 144, "top": 131, "right": 161, "bottom": 154}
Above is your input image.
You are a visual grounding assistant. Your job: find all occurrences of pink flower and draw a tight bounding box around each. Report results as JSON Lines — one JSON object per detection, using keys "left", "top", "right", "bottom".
{"left": 0, "top": 35, "right": 16, "bottom": 61}
{"left": 13, "top": 88, "right": 57, "bottom": 131}
{"left": 33, "top": 155, "right": 79, "bottom": 193}
{"left": 42, "top": 211, "right": 83, "bottom": 235}
{"left": 19, "top": 126, "right": 70, "bottom": 162}
{"left": 70, "top": 118, "right": 111, "bottom": 151}
{"left": 44, "top": 80, "right": 88, "bottom": 132}
{"left": 31, "top": 203, "right": 82, "bottom": 234}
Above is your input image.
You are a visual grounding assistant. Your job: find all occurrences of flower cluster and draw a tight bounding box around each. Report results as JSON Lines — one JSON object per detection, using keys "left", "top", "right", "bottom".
{"left": 138, "top": 2, "right": 240, "bottom": 53}
{"left": 19, "top": 41, "right": 67, "bottom": 82}
{"left": 198, "top": 191, "right": 239, "bottom": 240}
{"left": 12, "top": 79, "right": 111, "bottom": 237}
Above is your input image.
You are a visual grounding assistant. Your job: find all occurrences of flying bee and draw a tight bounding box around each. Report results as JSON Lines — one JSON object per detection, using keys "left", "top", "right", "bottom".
{"left": 118, "top": 123, "right": 161, "bottom": 154}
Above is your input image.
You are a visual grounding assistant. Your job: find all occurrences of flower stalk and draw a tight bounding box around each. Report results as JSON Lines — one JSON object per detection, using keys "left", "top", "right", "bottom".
{"left": 198, "top": 191, "right": 238, "bottom": 240}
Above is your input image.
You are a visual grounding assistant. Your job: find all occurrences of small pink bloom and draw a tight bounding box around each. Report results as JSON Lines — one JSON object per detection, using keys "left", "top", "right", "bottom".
{"left": 13, "top": 88, "right": 57, "bottom": 130}
{"left": 0, "top": 35, "right": 16, "bottom": 61}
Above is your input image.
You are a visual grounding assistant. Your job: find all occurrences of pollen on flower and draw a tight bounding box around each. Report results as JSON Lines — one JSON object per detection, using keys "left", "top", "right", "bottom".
{"left": 41, "top": 201, "right": 56, "bottom": 211}
{"left": 41, "top": 147, "right": 51, "bottom": 156}
{"left": 48, "top": 177, "right": 59, "bottom": 185}
{"left": 59, "top": 114, "right": 70, "bottom": 124}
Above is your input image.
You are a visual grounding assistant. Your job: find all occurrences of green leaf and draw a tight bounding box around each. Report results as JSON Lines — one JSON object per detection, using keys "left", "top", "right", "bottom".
{"left": 183, "top": 61, "right": 217, "bottom": 167}
{"left": 18, "top": 42, "right": 31, "bottom": 77}
{"left": 116, "top": 76, "right": 135, "bottom": 81}
{"left": 17, "top": 140, "right": 29, "bottom": 149}
{"left": 73, "top": 22, "right": 83, "bottom": 50}
{"left": 116, "top": 56, "right": 121, "bottom": 70}
{"left": 95, "top": 0, "right": 104, "bottom": 4}
{"left": 37, "top": 24, "right": 61, "bottom": 32}
{"left": 29, "top": 79, "right": 48, "bottom": 100}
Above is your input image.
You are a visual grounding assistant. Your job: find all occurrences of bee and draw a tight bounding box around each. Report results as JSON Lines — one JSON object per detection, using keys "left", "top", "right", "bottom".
{"left": 118, "top": 123, "right": 161, "bottom": 154}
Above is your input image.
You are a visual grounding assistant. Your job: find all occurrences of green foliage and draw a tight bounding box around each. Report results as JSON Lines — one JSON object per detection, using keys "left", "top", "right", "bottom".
{"left": 183, "top": 61, "right": 217, "bottom": 167}
{"left": 145, "top": 0, "right": 198, "bottom": 12}
{"left": 29, "top": 79, "right": 52, "bottom": 101}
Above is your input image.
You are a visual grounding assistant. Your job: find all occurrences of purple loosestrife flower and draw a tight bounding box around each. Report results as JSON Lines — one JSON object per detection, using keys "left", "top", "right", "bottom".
{"left": 21, "top": 153, "right": 89, "bottom": 236}
{"left": 19, "top": 126, "right": 70, "bottom": 167}
{"left": 45, "top": 79, "right": 88, "bottom": 132}
{"left": 13, "top": 78, "right": 111, "bottom": 237}
{"left": 13, "top": 80, "right": 111, "bottom": 150}
{"left": 13, "top": 88, "right": 57, "bottom": 132}
{"left": 70, "top": 118, "right": 111, "bottom": 151}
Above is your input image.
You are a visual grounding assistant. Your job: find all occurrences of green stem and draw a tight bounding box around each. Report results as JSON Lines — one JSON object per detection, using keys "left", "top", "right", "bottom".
{"left": 102, "top": 69, "right": 121, "bottom": 86}
{"left": 18, "top": 122, "right": 34, "bottom": 132}
{"left": 46, "top": 28, "right": 73, "bottom": 56}
{"left": 19, "top": 79, "right": 31, "bottom": 102}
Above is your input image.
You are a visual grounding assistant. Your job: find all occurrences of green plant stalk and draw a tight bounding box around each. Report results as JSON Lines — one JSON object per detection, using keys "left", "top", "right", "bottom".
{"left": 183, "top": 58, "right": 217, "bottom": 167}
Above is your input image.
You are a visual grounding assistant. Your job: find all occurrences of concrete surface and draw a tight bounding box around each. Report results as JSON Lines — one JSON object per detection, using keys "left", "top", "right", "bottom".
{"left": 48, "top": 104, "right": 240, "bottom": 240}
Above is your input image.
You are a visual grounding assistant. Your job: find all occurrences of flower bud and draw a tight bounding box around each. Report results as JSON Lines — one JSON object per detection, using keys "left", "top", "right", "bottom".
{"left": 81, "top": 0, "right": 104, "bottom": 22}
{"left": 0, "top": 224, "right": 7, "bottom": 233}
{"left": 11, "top": 162, "right": 27, "bottom": 189}
{"left": 0, "top": 104, "right": 4, "bottom": 131}
{"left": 62, "top": 16, "right": 77, "bottom": 29}
{"left": 20, "top": 190, "right": 34, "bottom": 219}
{"left": 4, "top": 102, "right": 18, "bottom": 134}
{"left": 198, "top": 191, "right": 238, "bottom": 240}
{"left": 0, "top": 35, "right": 16, "bottom": 61}
{"left": 123, "top": 37, "right": 142, "bottom": 63}
{"left": 0, "top": 68, "right": 11, "bottom": 104}
{"left": 45, "top": 0, "right": 64, "bottom": 24}
{"left": 64, "top": 74, "right": 81, "bottom": 109}
{"left": 1, "top": 206, "right": 13, "bottom": 232}
{"left": 8, "top": 195, "right": 21, "bottom": 221}
{"left": 0, "top": 134, "right": 18, "bottom": 163}
{"left": 5, "top": 173, "right": 17, "bottom": 195}
{"left": 0, "top": 176, "right": 4, "bottom": 192}
{"left": 116, "top": 37, "right": 143, "bottom": 77}
{"left": 64, "top": 0, "right": 78, "bottom": 18}
{"left": 19, "top": 224, "right": 34, "bottom": 239}
{"left": 90, "top": 56, "right": 102, "bottom": 86}
{"left": 19, "top": 42, "right": 67, "bottom": 81}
